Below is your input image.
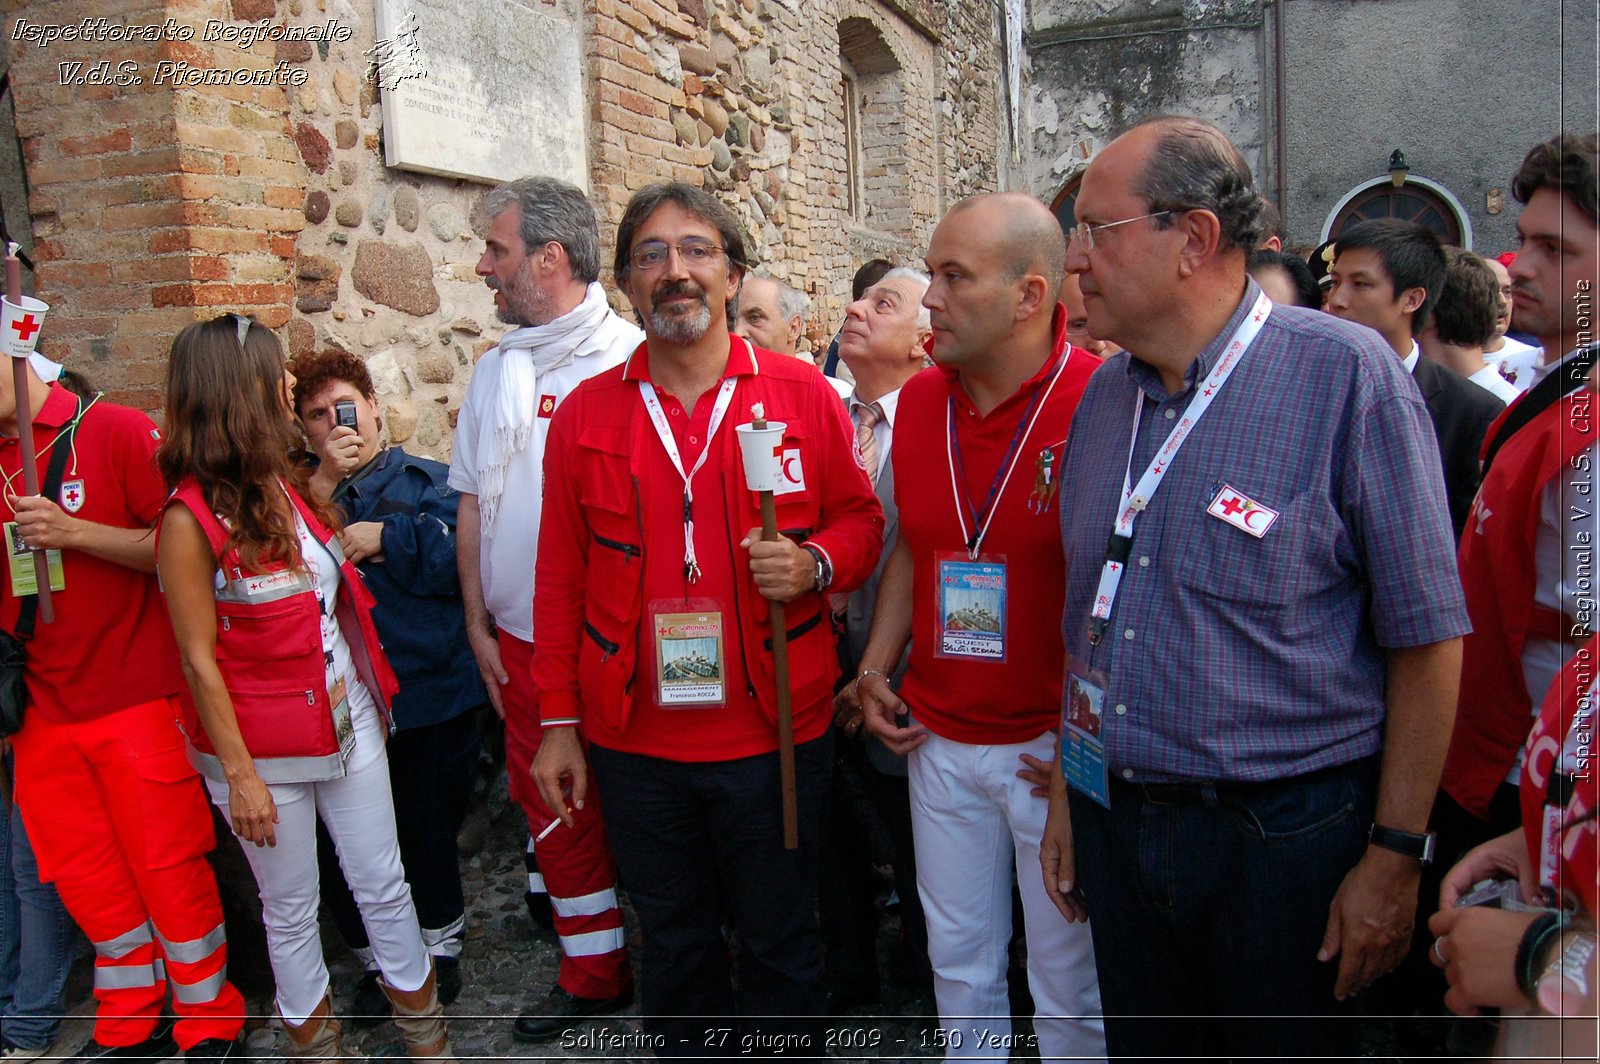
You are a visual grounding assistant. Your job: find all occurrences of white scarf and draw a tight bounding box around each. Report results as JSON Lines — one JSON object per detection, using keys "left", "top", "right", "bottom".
{"left": 476, "top": 282, "right": 614, "bottom": 531}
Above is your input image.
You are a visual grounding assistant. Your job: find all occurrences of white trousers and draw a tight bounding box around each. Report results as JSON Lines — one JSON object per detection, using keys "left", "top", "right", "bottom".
{"left": 206, "top": 691, "right": 431, "bottom": 1023}
{"left": 909, "top": 729, "right": 1105, "bottom": 1063}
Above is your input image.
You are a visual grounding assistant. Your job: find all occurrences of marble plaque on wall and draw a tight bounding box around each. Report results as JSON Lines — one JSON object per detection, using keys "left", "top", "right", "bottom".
{"left": 373, "top": 0, "right": 588, "bottom": 188}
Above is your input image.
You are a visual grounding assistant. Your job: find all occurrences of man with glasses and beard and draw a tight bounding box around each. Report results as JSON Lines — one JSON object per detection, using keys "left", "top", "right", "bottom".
{"left": 530, "top": 182, "right": 883, "bottom": 1057}
{"left": 450, "top": 176, "right": 641, "bottom": 1041}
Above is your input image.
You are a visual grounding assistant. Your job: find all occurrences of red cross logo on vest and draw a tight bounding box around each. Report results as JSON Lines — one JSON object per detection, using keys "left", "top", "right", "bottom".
{"left": 11, "top": 313, "right": 39, "bottom": 343}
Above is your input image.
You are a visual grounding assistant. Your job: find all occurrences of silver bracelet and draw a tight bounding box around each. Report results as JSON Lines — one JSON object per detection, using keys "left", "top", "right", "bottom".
{"left": 855, "top": 668, "right": 889, "bottom": 689}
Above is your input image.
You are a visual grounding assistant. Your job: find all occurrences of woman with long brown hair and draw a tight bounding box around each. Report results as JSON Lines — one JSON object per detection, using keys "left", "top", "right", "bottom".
{"left": 154, "top": 314, "right": 451, "bottom": 1061}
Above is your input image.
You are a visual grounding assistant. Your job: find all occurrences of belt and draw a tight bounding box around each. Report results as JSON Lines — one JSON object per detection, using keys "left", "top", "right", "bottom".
{"left": 1125, "top": 755, "right": 1378, "bottom": 807}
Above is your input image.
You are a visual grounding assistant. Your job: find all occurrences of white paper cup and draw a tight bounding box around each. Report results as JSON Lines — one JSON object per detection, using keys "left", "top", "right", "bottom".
{"left": 1, "top": 295, "right": 48, "bottom": 358}
{"left": 735, "top": 420, "right": 787, "bottom": 492}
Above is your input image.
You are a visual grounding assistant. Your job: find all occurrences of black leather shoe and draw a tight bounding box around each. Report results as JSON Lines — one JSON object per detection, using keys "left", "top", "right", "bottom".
{"left": 71, "top": 1021, "right": 177, "bottom": 1063}
{"left": 825, "top": 983, "right": 880, "bottom": 1015}
{"left": 434, "top": 956, "right": 463, "bottom": 1006}
{"left": 182, "top": 1037, "right": 238, "bottom": 1064}
{"left": 511, "top": 984, "right": 635, "bottom": 1043}
{"left": 349, "top": 970, "right": 390, "bottom": 1029}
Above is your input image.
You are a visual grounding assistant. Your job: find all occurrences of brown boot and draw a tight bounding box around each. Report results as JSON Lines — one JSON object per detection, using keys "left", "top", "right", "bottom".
{"left": 282, "top": 994, "right": 345, "bottom": 1060}
{"left": 378, "top": 963, "right": 453, "bottom": 1061}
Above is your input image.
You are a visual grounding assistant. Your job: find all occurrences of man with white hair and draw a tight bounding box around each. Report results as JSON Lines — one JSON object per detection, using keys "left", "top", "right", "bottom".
{"left": 733, "top": 274, "right": 808, "bottom": 357}
{"left": 823, "top": 267, "right": 934, "bottom": 1006}
{"left": 451, "top": 175, "right": 641, "bottom": 1040}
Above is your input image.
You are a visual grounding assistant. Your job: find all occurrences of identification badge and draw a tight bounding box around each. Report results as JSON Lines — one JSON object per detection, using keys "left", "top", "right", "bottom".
{"left": 5, "top": 521, "right": 64, "bottom": 596}
{"left": 1206, "top": 484, "right": 1279, "bottom": 538}
{"left": 1538, "top": 801, "right": 1563, "bottom": 891}
{"left": 1062, "top": 666, "right": 1111, "bottom": 809}
{"left": 652, "top": 602, "right": 726, "bottom": 707}
{"left": 935, "top": 553, "right": 1006, "bottom": 660}
{"left": 328, "top": 676, "right": 356, "bottom": 762}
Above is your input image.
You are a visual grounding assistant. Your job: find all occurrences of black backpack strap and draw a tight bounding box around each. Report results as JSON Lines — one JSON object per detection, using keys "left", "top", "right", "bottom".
{"left": 1481, "top": 346, "right": 1598, "bottom": 478}
{"left": 13, "top": 393, "right": 85, "bottom": 642}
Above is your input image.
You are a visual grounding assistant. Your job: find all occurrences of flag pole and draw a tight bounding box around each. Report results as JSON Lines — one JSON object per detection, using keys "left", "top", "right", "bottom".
{"left": 747, "top": 403, "right": 799, "bottom": 849}
{"left": 6, "top": 243, "right": 51, "bottom": 624}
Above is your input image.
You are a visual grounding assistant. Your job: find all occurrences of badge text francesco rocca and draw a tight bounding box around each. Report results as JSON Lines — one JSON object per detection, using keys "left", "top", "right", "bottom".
{"left": 13, "top": 18, "right": 354, "bottom": 88}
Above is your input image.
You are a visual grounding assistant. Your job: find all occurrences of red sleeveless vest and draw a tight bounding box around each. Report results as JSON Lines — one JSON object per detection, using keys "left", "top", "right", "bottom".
{"left": 163, "top": 478, "right": 399, "bottom": 783}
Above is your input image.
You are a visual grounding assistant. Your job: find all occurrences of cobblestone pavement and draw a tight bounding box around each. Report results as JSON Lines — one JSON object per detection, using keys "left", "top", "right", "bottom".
{"left": 34, "top": 774, "right": 1444, "bottom": 1062}
{"left": 42, "top": 777, "right": 963, "bottom": 1062}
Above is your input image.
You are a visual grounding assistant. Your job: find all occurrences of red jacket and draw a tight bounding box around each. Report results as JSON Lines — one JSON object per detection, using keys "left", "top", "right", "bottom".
{"left": 1443, "top": 391, "right": 1595, "bottom": 818}
{"left": 164, "top": 478, "right": 400, "bottom": 783}
{"left": 533, "top": 341, "right": 884, "bottom": 741}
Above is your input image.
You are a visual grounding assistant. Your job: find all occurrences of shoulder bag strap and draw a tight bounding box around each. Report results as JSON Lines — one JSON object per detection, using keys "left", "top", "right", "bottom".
{"left": 14, "top": 393, "right": 86, "bottom": 642}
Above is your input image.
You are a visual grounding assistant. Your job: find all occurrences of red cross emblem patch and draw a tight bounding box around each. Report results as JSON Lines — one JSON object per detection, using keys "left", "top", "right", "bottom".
{"left": 1206, "top": 484, "right": 1278, "bottom": 538}
{"left": 60, "top": 479, "right": 84, "bottom": 514}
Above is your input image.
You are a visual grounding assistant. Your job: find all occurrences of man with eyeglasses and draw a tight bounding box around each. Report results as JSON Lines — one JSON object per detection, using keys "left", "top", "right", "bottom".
{"left": 530, "top": 182, "right": 883, "bottom": 1057}
{"left": 1042, "top": 116, "right": 1469, "bottom": 1060}
{"left": 449, "top": 176, "right": 642, "bottom": 1041}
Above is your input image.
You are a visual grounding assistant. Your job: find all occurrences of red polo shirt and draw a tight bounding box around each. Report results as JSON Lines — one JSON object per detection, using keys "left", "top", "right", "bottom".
{"left": 893, "top": 328, "right": 1099, "bottom": 744}
{"left": 580, "top": 339, "right": 832, "bottom": 761}
{"left": 0, "top": 385, "right": 183, "bottom": 721}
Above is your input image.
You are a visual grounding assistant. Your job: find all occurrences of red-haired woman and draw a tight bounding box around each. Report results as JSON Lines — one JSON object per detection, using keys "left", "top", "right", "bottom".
{"left": 154, "top": 314, "right": 451, "bottom": 1061}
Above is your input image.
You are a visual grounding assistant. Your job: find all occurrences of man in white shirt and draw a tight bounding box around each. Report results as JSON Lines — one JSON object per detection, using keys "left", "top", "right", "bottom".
{"left": 449, "top": 176, "right": 642, "bottom": 1040}
{"left": 1481, "top": 255, "right": 1542, "bottom": 389}
{"left": 823, "top": 268, "right": 934, "bottom": 1006}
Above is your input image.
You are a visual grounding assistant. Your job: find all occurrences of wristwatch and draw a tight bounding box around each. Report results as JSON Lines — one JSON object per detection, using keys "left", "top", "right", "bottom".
{"left": 801, "top": 544, "right": 832, "bottom": 591}
{"left": 1368, "top": 823, "right": 1437, "bottom": 864}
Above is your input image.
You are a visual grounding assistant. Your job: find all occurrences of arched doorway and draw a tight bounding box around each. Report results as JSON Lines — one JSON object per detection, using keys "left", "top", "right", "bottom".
{"left": 1321, "top": 176, "right": 1472, "bottom": 248}
{"left": 1050, "top": 175, "right": 1081, "bottom": 234}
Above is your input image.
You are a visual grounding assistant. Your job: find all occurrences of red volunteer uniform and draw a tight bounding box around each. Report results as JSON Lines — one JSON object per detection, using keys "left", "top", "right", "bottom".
{"left": 1444, "top": 388, "right": 1597, "bottom": 819}
{"left": 5, "top": 384, "right": 244, "bottom": 1050}
{"left": 534, "top": 337, "right": 883, "bottom": 759}
{"left": 892, "top": 323, "right": 1098, "bottom": 744}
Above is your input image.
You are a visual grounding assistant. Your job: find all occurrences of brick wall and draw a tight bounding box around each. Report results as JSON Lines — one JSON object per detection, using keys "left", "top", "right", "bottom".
{"left": 9, "top": 0, "right": 303, "bottom": 410}
{"left": 6, "top": 0, "right": 1006, "bottom": 450}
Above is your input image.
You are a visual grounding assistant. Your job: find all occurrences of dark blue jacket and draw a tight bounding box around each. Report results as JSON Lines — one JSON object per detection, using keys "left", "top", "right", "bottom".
{"left": 336, "top": 447, "right": 485, "bottom": 730}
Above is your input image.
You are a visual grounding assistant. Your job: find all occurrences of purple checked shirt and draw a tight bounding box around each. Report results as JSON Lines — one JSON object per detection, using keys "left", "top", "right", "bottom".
{"left": 1058, "top": 280, "right": 1471, "bottom": 784}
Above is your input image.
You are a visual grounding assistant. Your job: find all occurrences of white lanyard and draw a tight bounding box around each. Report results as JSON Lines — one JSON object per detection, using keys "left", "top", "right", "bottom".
{"left": 1539, "top": 684, "right": 1593, "bottom": 891}
{"left": 639, "top": 375, "right": 739, "bottom": 582}
{"left": 1088, "top": 291, "right": 1272, "bottom": 643}
{"left": 945, "top": 350, "right": 1069, "bottom": 560}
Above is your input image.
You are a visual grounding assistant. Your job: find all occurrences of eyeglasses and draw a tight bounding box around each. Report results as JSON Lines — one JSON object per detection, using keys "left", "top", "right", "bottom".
{"left": 629, "top": 240, "right": 725, "bottom": 272}
{"left": 230, "top": 313, "right": 252, "bottom": 349}
{"left": 1067, "top": 210, "right": 1178, "bottom": 251}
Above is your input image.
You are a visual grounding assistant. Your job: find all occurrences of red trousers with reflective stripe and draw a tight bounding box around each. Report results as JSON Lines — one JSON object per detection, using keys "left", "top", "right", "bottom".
{"left": 501, "top": 635, "right": 632, "bottom": 999}
{"left": 11, "top": 696, "right": 246, "bottom": 1049}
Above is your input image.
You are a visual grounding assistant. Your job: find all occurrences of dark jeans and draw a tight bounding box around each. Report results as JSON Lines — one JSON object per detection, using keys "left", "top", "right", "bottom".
{"left": 1, "top": 756, "right": 79, "bottom": 1049}
{"left": 1070, "top": 757, "right": 1377, "bottom": 1062}
{"left": 317, "top": 711, "right": 482, "bottom": 959}
{"left": 818, "top": 732, "right": 926, "bottom": 994}
{"left": 589, "top": 734, "right": 831, "bottom": 1061}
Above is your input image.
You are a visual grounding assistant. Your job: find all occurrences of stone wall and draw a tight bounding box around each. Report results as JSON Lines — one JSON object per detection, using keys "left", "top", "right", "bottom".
{"left": 1025, "top": 0, "right": 1597, "bottom": 252}
{"left": 9, "top": 0, "right": 307, "bottom": 411}
{"left": 1280, "top": 0, "right": 1597, "bottom": 253}
{"left": 4, "top": 0, "right": 1006, "bottom": 457}
{"left": 1025, "top": 0, "right": 1265, "bottom": 208}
